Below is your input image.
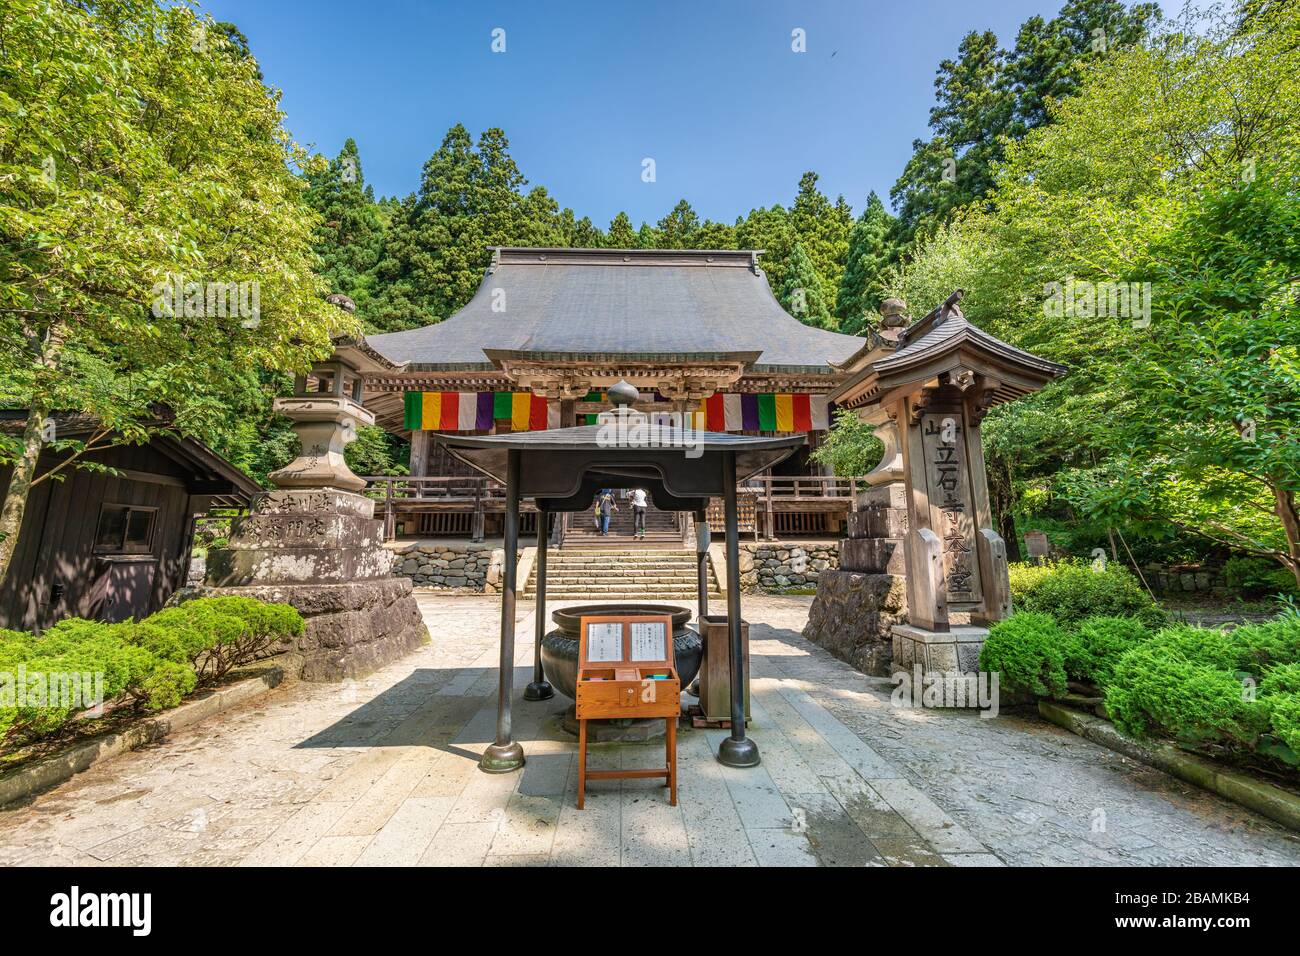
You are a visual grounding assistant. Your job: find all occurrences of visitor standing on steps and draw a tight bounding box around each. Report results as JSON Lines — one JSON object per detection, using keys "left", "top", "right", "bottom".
{"left": 597, "top": 489, "right": 618, "bottom": 535}
{"left": 630, "top": 487, "right": 648, "bottom": 539}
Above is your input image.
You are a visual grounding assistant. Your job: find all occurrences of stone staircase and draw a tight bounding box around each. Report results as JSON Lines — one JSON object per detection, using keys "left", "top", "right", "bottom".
{"left": 563, "top": 497, "right": 681, "bottom": 548}
{"left": 524, "top": 548, "right": 722, "bottom": 600}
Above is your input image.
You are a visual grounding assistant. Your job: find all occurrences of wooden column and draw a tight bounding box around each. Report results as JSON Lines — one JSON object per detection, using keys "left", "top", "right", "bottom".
{"left": 716, "top": 451, "right": 760, "bottom": 768}
{"left": 525, "top": 513, "right": 553, "bottom": 701}
{"left": 480, "top": 449, "right": 525, "bottom": 773}
{"left": 409, "top": 430, "right": 430, "bottom": 498}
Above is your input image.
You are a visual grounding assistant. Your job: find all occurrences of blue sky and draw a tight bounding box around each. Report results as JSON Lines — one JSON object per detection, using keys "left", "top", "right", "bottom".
{"left": 201, "top": 0, "right": 1177, "bottom": 226}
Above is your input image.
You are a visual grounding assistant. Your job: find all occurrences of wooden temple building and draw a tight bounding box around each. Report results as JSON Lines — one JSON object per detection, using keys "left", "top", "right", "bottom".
{"left": 336, "top": 247, "right": 870, "bottom": 542}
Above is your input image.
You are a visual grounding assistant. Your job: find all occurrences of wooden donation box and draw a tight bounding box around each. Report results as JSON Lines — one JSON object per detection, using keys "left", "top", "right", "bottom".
{"left": 697, "top": 614, "right": 750, "bottom": 724}
{"left": 575, "top": 614, "right": 680, "bottom": 809}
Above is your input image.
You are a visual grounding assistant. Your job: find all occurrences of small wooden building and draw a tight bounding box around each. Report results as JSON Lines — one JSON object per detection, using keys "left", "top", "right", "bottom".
{"left": 0, "top": 413, "right": 258, "bottom": 631}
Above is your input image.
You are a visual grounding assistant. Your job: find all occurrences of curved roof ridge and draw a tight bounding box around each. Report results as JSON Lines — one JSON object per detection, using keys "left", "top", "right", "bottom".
{"left": 365, "top": 247, "right": 866, "bottom": 372}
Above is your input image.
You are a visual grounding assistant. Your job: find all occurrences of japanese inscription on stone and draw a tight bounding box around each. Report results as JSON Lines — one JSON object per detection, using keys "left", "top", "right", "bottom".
{"left": 921, "top": 413, "right": 981, "bottom": 603}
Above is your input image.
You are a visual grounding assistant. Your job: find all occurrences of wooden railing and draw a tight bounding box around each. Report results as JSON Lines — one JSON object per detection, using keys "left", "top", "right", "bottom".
{"left": 363, "top": 474, "right": 867, "bottom": 543}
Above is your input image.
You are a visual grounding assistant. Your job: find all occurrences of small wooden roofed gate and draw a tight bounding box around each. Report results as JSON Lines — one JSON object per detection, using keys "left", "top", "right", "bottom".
{"left": 440, "top": 397, "right": 804, "bottom": 774}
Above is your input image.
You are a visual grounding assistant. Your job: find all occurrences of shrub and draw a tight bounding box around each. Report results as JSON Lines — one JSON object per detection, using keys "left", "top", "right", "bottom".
{"left": 1229, "top": 617, "right": 1300, "bottom": 674}
{"left": 0, "top": 596, "right": 303, "bottom": 752}
{"left": 979, "top": 613, "right": 1068, "bottom": 698}
{"left": 162, "top": 597, "right": 302, "bottom": 682}
{"left": 1105, "top": 628, "right": 1271, "bottom": 748}
{"left": 1224, "top": 555, "right": 1299, "bottom": 599}
{"left": 1008, "top": 560, "right": 1163, "bottom": 626}
{"left": 1, "top": 618, "right": 159, "bottom": 747}
{"left": 1063, "top": 616, "right": 1152, "bottom": 688}
{"left": 1260, "top": 663, "right": 1300, "bottom": 754}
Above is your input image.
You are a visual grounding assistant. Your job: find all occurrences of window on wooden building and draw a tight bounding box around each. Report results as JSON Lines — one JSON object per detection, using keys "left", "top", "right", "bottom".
{"left": 94, "top": 504, "right": 157, "bottom": 555}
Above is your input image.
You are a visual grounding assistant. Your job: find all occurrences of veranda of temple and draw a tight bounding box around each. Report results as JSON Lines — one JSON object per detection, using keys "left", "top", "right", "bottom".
{"left": 335, "top": 246, "right": 872, "bottom": 542}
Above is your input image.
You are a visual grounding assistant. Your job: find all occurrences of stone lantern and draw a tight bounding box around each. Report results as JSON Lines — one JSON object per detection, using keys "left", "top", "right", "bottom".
{"left": 269, "top": 359, "right": 371, "bottom": 493}
{"left": 195, "top": 342, "right": 429, "bottom": 681}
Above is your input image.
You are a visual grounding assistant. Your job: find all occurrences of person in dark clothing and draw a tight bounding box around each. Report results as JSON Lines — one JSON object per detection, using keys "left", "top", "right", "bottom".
{"left": 597, "top": 490, "right": 617, "bottom": 535}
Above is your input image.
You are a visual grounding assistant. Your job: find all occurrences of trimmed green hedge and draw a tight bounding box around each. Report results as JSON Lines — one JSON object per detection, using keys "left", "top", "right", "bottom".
{"left": 980, "top": 607, "right": 1300, "bottom": 773}
{"left": 1062, "top": 616, "right": 1152, "bottom": 688}
{"left": 0, "top": 597, "right": 302, "bottom": 752}
{"left": 1100, "top": 617, "right": 1300, "bottom": 769}
{"left": 1105, "top": 636, "right": 1271, "bottom": 748}
{"left": 980, "top": 613, "right": 1068, "bottom": 698}
{"left": 1008, "top": 560, "right": 1164, "bottom": 626}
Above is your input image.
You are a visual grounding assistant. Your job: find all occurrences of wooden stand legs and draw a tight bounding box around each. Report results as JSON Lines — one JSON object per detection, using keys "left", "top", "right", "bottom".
{"left": 576, "top": 716, "right": 677, "bottom": 809}
{"left": 666, "top": 716, "right": 677, "bottom": 805}
{"left": 577, "top": 718, "right": 588, "bottom": 810}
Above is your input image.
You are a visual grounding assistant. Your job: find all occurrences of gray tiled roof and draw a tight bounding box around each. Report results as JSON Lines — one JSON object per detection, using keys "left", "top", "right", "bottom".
{"left": 365, "top": 248, "right": 866, "bottom": 373}
{"left": 875, "top": 306, "right": 1067, "bottom": 378}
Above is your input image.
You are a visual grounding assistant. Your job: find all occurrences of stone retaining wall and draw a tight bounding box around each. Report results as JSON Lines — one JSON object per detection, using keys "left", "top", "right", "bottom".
{"left": 1142, "top": 566, "right": 1228, "bottom": 595}
{"left": 739, "top": 541, "right": 839, "bottom": 592}
{"left": 389, "top": 541, "right": 502, "bottom": 591}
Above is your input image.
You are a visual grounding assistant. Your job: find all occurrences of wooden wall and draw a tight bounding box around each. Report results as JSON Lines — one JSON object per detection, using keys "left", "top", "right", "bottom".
{"left": 0, "top": 443, "right": 197, "bottom": 631}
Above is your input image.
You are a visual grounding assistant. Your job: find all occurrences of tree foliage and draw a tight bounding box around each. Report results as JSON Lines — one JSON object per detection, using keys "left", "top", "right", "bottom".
{"left": 0, "top": 0, "right": 349, "bottom": 583}
{"left": 895, "top": 0, "right": 1300, "bottom": 583}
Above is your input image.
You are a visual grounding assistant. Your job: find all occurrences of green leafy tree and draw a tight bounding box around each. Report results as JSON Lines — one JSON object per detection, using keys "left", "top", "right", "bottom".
{"left": 1005, "top": 1, "right": 1161, "bottom": 134}
{"left": 303, "top": 138, "right": 386, "bottom": 325}
{"left": 1073, "top": 173, "right": 1300, "bottom": 586}
{"left": 606, "top": 212, "right": 638, "bottom": 248}
{"left": 656, "top": 199, "right": 701, "bottom": 248}
{"left": 835, "top": 192, "right": 899, "bottom": 334}
{"left": 891, "top": 1, "right": 1161, "bottom": 244}
{"left": 810, "top": 409, "right": 882, "bottom": 477}
{"left": 896, "top": 0, "right": 1300, "bottom": 579}
{"left": 777, "top": 243, "right": 834, "bottom": 329}
{"left": 0, "top": 0, "right": 347, "bottom": 585}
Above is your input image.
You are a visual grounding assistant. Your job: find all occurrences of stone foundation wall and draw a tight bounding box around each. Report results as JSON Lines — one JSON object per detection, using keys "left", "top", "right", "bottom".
{"left": 738, "top": 541, "right": 839, "bottom": 592}
{"left": 803, "top": 570, "right": 905, "bottom": 676}
{"left": 1142, "top": 565, "right": 1228, "bottom": 595}
{"left": 389, "top": 541, "right": 502, "bottom": 590}
{"left": 802, "top": 483, "right": 908, "bottom": 676}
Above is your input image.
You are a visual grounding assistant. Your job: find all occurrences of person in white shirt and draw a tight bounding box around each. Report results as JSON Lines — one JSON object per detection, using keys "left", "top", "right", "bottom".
{"left": 630, "top": 487, "right": 648, "bottom": 539}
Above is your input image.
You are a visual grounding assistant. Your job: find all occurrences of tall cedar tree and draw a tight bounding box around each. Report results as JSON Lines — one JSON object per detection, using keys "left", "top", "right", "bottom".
{"left": 607, "top": 212, "right": 638, "bottom": 248}
{"left": 891, "top": 0, "right": 1160, "bottom": 244}
{"left": 778, "top": 243, "right": 835, "bottom": 329}
{"left": 835, "top": 192, "right": 899, "bottom": 333}
{"left": 303, "top": 138, "right": 386, "bottom": 325}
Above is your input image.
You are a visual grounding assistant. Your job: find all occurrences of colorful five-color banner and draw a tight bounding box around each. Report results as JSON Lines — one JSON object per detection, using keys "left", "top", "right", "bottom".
{"left": 404, "top": 391, "right": 830, "bottom": 433}
{"left": 696, "top": 393, "right": 830, "bottom": 432}
{"left": 404, "top": 391, "right": 558, "bottom": 432}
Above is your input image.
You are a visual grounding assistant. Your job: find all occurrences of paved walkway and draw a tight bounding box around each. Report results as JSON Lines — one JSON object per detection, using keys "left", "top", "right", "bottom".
{"left": 1, "top": 594, "right": 1298, "bottom": 866}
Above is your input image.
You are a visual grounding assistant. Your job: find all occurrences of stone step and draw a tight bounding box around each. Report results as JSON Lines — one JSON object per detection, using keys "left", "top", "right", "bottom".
{"left": 526, "top": 591, "right": 723, "bottom": 600}
{"left": 556, "top": 554, "right": 707, "bottom": 561}
{"left": 549, "top": 562, "right": 698, "bottom": 569}
{"left": 540, "top": 574, "right": 702, "bottom": 582}
{"left": 546, "top": 567, "right": 699, "bottom": 574}
{"left": 547, "top": 562, "right": 698, "bottom": 570}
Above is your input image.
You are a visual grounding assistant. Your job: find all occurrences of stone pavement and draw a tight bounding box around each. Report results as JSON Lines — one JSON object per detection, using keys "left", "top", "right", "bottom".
{"left": 1, "top": 594, "right": 1297, "bottom": 866}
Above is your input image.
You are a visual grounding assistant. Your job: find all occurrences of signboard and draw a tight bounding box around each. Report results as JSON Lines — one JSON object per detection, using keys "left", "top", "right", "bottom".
{"left": 630, "top": 620, "right": 668, "bottom": 661}
{"left": 585, "top": 622, "right": 623, "bottom": 662}
{"left": 920, "top": 412, "right": 982, "bottom": 604}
